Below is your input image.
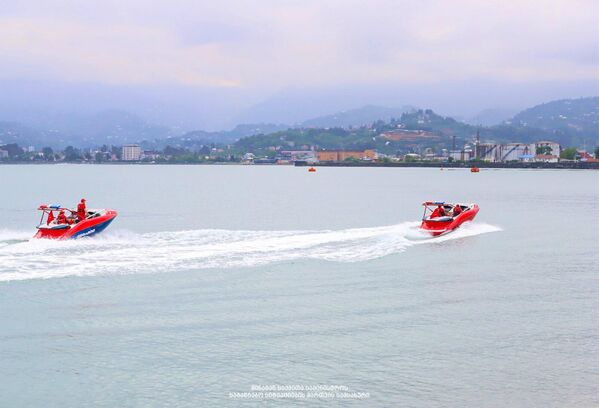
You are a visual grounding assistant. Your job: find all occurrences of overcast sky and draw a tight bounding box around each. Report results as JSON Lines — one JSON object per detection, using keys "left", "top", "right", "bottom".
{"left": 1, "top": 0, "right": 598, "bottom": 129}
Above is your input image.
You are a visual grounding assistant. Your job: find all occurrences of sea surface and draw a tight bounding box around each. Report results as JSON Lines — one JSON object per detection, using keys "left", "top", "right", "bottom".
{"left": 0, "top": 164, "right": 597, "bottom": 407}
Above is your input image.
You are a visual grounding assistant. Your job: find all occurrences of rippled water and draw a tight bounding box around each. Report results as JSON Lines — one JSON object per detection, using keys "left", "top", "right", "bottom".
{"left": 0, "top": 165, "right": 597, "bottom": 407}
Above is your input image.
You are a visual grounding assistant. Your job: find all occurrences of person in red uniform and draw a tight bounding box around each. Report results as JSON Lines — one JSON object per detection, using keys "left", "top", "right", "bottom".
{"left": 430, "top": 204, "right": 446, "bottom": 218}
{"left": 77, "top": 198, "right": 87, "bottom": 222}
{"left": 453, "top": 204, "right": 462, "bottom": 217}
{"left": 47, "top": 211, "right": 55, "bottom": 225}
{"left": 57, "top": 210, "right": 68, "bottom": 224}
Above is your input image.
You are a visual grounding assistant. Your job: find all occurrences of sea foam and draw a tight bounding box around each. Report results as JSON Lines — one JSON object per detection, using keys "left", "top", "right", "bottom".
{"left": 0, "top": 222, "right": 501, "bottom": 282}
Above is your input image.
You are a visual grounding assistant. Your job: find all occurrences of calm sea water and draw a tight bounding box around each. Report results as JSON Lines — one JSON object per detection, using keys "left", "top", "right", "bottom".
{"left": 0, "top": 165, "right": 597, "bottom": 407}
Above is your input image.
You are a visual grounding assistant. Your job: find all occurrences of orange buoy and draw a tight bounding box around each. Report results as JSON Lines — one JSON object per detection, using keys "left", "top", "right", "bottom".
{"left": 470, "top": 167, "right": 480, "bottom": 173}
{"left": 308, "top": 167, "right": 316, "bottom": 172}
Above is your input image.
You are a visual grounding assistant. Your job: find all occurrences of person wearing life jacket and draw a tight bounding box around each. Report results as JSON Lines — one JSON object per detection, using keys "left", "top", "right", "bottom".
{"left": 57, "top": 210, "right": 68, "bottom": 224}
{"left": 453, "top": 204, "right": 462, "bottom": 217}
{"left": 77, "top": 198, "right": 87, "bottom": 222}
{"left": 47, "top": 211, "right": 55, "bottom": 225}
{"left": 431, "top": 204, "right": 446, "bottom": 218}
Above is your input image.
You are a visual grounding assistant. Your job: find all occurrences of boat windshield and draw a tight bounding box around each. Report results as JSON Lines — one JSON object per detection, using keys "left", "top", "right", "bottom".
{"left": 37, "top": 206, "right": 75, "bottom": 226}
{"left": 422, "top": 202, "right": 464, "bottom": 220}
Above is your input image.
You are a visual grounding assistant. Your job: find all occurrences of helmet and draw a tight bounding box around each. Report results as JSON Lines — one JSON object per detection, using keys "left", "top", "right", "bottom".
{"left": 81, "top": 198, "right": 86, "bottom": 202}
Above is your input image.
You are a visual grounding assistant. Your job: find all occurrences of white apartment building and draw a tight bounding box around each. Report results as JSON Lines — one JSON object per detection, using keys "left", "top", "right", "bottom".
{"left": 122, "top": 144, "right": 141, "bottom": 161}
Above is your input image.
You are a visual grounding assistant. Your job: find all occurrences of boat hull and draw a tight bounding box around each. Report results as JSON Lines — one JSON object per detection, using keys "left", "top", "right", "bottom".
{"left": 34, "top": 209, "right": 117, "bottom": 240}
{"left": 420, "top": 204, "right": 479, "bottom": 236}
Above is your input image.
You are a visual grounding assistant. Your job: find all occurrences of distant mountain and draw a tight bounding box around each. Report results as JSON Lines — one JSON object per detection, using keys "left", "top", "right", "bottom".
{"left": 181, "top": 123, "right": 289, "bottom": 144}
{"left": 234, "top": 109, "right": 463, "bottom": 154}
{"left": 0, "top": 121, "right": 45, "bottom": 147}
{"left": 510, "top": 97, "right": 599, "bottom": 145}
{"left": 174, "top": 105, "right": 415, "bottom": 147}
{"left": 151, "top": 123, "right": 290, "bottom": 150}
{"left": 227, "top": 123, "right": 290, "bottom": 139}
{"left": 62, "top": 109, "right": 175, "bottom": 146}
{"left": 170, "top": 105, "right": 415, "bottom": 148}
{"left": 0, "top": 110, "right": 177, "bottom": 148}
{"left": 234, "top": 107, "right": 566, "bottom": 155}
{"left": 466, "top": 108, "right": 520, "bottom": 126}
{"left": 0, "top": 121, "right": 70, "bottom": 148}
{"left": 3, "top": 97, "right": 597, "bottom": 150}
{"left": 392, "top": 109, "right": 551, "bottom": 144}
{"left": 301, "top": 105, "right": 414, "bottom": 128}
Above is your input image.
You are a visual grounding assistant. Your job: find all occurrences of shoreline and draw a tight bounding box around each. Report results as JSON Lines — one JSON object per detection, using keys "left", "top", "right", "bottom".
{"left": 1, "top": 161, "right": 598, "bottom": 169}
{"left": 294, "top": 161, "right": 599, "bottom": 170}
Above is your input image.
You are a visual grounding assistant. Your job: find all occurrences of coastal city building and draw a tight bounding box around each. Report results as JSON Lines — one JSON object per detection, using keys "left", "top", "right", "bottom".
{"left": 578, "top": 150, "right": 599, "bottom": 163}
{"left": 92, "top": 150, "right": 111, "bottom": 161}
{"left": 501, "top": 143, "right": 535, "bottom": 162}
{"left": 241, "top": 153, "right": 255, "bottom": 164}
{"left": 449, "top": 149, "right": 474, "bottom": 161}
{"left": 0, "top": 139, "right": 593, "bottom": 166}
{"left": 535, "top": 154, "right": 559, "bottom": 163}
{"left": 142, "top": 151, "right": 161, "bottom": 161}
{"left": 535, "top": 141, "right": 561, "bottom": 157}
{"left": 470, "top": 141, "right": 561, "bottom": 163}
{"left": 317, "top": 149, "right": 377, "bottom": 162}
{"left": 122, "top": 144, "right": 141, "bottom": 161}
{"left": 277, "top": 150, "right": 316, "bottom": 163}
{"left": 404, "top": 153, "right": 422, "bottom": 161}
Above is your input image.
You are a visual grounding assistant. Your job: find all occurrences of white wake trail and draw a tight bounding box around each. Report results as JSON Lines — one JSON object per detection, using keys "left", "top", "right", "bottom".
{"left": 0, "top": 222, "right": 501, "bottom": 282}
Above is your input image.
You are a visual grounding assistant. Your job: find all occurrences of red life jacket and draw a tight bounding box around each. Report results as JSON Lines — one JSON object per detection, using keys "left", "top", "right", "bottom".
{"left": 47, "top": 211, "right": 55, "bottom": 225}
{"left": 77, "top": 202, "right": 86, "bottom": 219}
{"left": 57, "top": 213, "right": 67, "bottom": 224}
{"left": 431, "top": 207, "right": 445, "bottom": 218}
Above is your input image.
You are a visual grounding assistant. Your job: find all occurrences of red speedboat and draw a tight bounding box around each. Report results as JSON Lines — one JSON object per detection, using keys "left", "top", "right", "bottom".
{"left": 34, "top": 204, "right": 117, "bottom": 240}
{"left": 420, "top": 201, "right": 479, "bottom": 236}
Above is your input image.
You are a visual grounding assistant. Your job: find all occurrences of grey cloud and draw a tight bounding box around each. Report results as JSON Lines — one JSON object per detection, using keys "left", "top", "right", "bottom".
{"left": 0, "top": 0, "right": 597, "bottom": 129}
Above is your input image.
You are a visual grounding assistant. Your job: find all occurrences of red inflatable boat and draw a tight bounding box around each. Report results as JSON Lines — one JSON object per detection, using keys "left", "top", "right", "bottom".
{"left": 34, "top": 204, "right": 117, "bottom": 240}
{"left": 420, "top": 201, "right": 479, "bottom": 237}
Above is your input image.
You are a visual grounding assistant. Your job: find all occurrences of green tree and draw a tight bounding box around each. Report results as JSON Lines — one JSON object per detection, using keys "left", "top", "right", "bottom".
{"left": 111, "top": 146, "right": 121, "bottom": 160}
{"left": 42, "top": 147, "right": 54, "bottom": 161}
{"left": 560, "top": 147, "right": 577, "bottom": 160}
{"left": 594, "top": 145, "right": 599, "bottom": 158}
{"left": 64, "top": 146, "right": 81, "bottom": 161}
{"left": 536, "top": 145, "right": 552, "bottom": 155}
{"left": 1, "top": 143, "right": 23, "bottom": 158}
